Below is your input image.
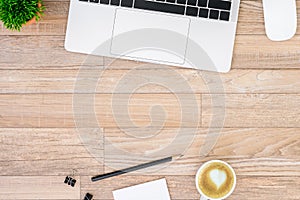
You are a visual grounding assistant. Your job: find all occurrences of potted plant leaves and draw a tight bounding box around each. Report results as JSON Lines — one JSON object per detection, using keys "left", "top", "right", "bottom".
{"left": 0, "top": 0, "right": 45, "bottom": 31}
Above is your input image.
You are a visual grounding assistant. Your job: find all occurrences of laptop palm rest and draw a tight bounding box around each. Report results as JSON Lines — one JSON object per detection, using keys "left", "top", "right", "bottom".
{"left": 110, "top": 9, "right": 190, "bottom": 64}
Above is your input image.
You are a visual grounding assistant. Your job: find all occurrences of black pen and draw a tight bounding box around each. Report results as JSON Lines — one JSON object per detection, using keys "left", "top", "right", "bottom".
{"left": 91, "top": 156, "right": 173, "bottom": 182}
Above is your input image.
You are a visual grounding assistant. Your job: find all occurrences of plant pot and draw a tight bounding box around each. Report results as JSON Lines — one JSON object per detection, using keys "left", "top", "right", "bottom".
{"left": 25, "top": 3, "right": 42, "bottom": 26}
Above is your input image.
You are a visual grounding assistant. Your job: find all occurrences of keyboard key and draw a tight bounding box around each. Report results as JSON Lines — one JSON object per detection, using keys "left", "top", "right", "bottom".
{"left": 220, "top": 11, "right": 230, "bottom": 21}
{"left": 199, "top": 8, "right": 209, "bottom": 18}
{"left": 186, "top": 6, "right": 198, "bottom": 16}
{"left": 100, "top": 0, "right": 109, "bottom": 4}
{"left": 80, "top": 0, "right": 232, "bottom": 21}
{"left": 176, "top": 0, "right": 186, "bottom": 4}
{"left": 187, "top": 0, "right": 197, "bottom": 6}
{"left": 134, "top": 0, "right": 185, "bottom": 15}
{"left": 121, "top": 0, "right": 133, "bottom": 7}
{"left": 197, "top": 0, "right": 207, "bottom": 7}
{"left": 111, "top": 0, "right": 120, "bottom": 5}
{"left": 208, "top": 0, "right": 231, "bottom": 10}
{"left": 209, "top": 9, "right": 219, "bottom": 19}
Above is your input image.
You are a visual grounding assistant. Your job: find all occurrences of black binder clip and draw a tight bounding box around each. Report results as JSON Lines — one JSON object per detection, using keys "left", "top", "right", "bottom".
{"left": 84, "top": 193, "right": 93, "bottom": 200}
{"left": 64, "top": 176, "right": 76, "bottom": 187}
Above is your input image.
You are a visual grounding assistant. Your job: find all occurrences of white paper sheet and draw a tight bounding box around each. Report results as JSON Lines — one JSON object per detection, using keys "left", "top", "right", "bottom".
{"left": 113, "top": 178, "right": 171, "bottom": 200}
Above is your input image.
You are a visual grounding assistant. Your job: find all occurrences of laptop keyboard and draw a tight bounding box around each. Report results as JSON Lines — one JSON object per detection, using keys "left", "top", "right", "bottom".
{"left": 80, "top": 0, "right": 232, "bottom": 21}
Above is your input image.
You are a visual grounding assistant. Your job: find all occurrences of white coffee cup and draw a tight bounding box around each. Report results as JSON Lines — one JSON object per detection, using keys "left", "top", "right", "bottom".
{"left": 195, "top": 160, "right": 236, "bottom": 200}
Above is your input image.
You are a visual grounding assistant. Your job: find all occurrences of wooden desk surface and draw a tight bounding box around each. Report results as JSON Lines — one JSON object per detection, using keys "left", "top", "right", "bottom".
{"left": 0, "top": 0, "right": 300, "bottom": 199}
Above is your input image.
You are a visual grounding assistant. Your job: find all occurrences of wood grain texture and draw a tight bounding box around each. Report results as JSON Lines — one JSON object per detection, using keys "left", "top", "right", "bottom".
{"left": 0, "top": 128, "right": 103, "bottom": 175}
{"left": 1, "top": 93, "right": 299, "bottom": 128}
{"left": 1, "top": 35, "right": 300, "bottom": 69}
{"left": 0, "top": 36, "right": 104, "bottom": 69}
{"left": 0, "top": 94, "right": 201, "bottom": 128}
{"left": 1, "top": 69, "right": 300, "bottom": 94}
{"left": 202, "top": 94, "right": 300, "bottom": 128}
{"left": 1, "top": 127, "right": 299, "bottom": 177}
{"left": 0, "top": 176, "right": 80, "bottom": 199}
{"left": 103, "top": 128, "right": 300, "bottom": 176}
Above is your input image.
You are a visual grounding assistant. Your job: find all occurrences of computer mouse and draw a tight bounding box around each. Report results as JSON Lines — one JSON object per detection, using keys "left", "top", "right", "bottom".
{"left": 262, "top": 0, "right": 297, "bottom": 41}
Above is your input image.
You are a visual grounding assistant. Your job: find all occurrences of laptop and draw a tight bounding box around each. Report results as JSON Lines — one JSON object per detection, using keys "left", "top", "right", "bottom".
{"left": 65, "top": 0, "right": 240, "bottom": 72}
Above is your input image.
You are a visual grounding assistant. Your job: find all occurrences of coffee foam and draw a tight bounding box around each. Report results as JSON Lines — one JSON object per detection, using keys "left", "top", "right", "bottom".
{"left": 198, "top": 162, "right": 234, "bottom": 199}
{"left": 209, "top": 169, "right": 227, "bottom": 189}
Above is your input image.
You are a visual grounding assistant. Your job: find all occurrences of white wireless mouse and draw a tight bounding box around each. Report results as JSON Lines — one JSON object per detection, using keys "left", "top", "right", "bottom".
{"left": 263, "top": 0, "right": 297, "bottom": 41}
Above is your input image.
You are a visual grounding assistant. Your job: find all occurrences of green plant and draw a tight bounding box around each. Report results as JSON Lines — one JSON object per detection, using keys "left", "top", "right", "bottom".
{"left": 0, "top": 0, "right": 45, "bottom": 31}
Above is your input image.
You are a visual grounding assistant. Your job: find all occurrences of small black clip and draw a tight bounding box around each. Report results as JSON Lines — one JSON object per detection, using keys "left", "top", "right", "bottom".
{"left": 84, "top": 193, "right": 93, "bottom": 200}
{"left": 64, "top": 176, "right": 70, "bottom": 184}
{"left": 64, "top": 176, "right": 76, "bottom": 187}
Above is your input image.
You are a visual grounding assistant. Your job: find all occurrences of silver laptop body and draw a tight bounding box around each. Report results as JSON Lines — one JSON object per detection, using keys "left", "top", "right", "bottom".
{"left": 65, "top": 0, "right": 240, "bottom": 72}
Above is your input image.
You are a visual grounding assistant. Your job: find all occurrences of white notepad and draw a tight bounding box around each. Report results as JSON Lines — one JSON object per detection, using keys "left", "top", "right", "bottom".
{"left": 113, "top": 178, "right": 171, "bottom": 200}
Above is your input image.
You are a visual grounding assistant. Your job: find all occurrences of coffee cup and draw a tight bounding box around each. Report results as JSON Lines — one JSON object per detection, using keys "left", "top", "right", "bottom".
{"left": 195, "top": 160, "right": 236, "bottom": 200}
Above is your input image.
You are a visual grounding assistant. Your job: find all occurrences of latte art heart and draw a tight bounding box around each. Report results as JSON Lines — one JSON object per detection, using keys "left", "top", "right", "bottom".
{"left": 209, "top": 169, "right": 227, "bottom": 189}
{"left": 198, "top": 161, "right": 235, "bottom": 199}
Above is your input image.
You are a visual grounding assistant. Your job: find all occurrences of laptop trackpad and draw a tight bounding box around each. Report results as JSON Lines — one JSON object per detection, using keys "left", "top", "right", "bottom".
{"left": 111, "top": 9, "right": 190, "bottom": 64}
